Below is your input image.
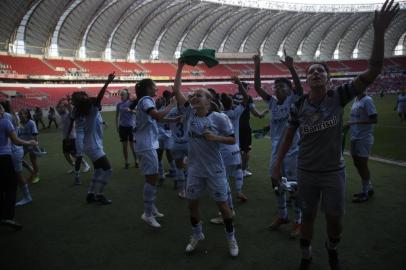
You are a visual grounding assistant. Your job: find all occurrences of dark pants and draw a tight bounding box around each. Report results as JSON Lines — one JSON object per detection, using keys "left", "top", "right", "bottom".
{"left": 0, "top": 155, "right": 17, "bottom": 220}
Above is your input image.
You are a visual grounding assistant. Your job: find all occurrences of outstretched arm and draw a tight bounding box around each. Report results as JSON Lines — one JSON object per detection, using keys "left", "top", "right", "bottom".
{"left": 280, "top": 49, "right": 303, "bottom": 96}
{"left": 173, "top": 59, "right": 187, "bottom": 107}
{"left": 149, "top": 97, "right": 177, "bottom": 121}
{"left": 253, "top": 54, "right": 271, "bottom": 101}
{"left": 353, "top": 0, "right": 399, "bottom": 94}
{"left": 96, "top": 72, "right": 115, "bottom": 106}
{"left": 231, "top": 75, "right": 249, "bottom": 105}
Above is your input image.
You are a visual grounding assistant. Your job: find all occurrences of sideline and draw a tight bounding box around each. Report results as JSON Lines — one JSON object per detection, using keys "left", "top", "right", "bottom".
{"left": 343, "top": 151, "right": 406, "bottom": 167}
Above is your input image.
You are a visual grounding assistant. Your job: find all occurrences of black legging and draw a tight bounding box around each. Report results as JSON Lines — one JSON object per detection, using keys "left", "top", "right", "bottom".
{"left": 48, "top": 118, "right": 58, "bottom": 128}
{"left": 0, "top": 155, "right": 17, "bottom": 220}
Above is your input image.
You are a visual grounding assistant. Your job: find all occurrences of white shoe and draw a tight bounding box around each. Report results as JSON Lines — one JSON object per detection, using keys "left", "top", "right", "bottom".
{"left": 228, "top": 238, "right": 239, "bottom": 257}
{"left": 153, "top": 210, "right": 164, "bottom": 218}
{"left": 82, "top": 163, "right": 91, "bottom": 173}
{"left": 141, "top": 213, "right": 161, "bottom": 228}
{"left": 210, "top": 210, "right": 236, "bottom": 225}
{"left": 15, "top": 197, "right": 32, "bottom": 206}
{"left": 243, "top": 170, "right": 252, "bottom": 177}
{"left": 185, "top": 233, "right": 205, "bottom": 252}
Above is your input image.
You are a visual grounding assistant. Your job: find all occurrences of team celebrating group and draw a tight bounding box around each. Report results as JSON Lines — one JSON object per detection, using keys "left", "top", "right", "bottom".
{"left": 0, "top": 1, "right": 401, "bottom": 269}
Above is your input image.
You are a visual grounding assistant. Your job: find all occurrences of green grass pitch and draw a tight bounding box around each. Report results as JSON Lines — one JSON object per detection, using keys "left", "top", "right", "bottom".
{"left": 1, "top": 95, "right": 405, "bottom": 270}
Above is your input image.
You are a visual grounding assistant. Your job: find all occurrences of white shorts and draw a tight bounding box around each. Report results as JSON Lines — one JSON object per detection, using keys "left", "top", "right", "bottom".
{"left": 11, "top": 150, "right": 24, "bottom": 173}
{"left": 186, "top": 173, "right": 228, "bottom": 202}
{"left": 226, "top": 164, "right": 241, "bottom": 179}
{"left": 350, "top": 140, "right": 372, "bottom": 158}
{"left": 85, "top": 147, "right": 105, "bottom": 163}
{"left": 137, "top": 150, "right": 159, "bottom": 176}
{"left": 221, "top": 149, "right": 241, "bottom": 167}
{"left": 159, "top": 136, "right": 173, "bottom": 150}
{"left": 171, "top": 142, "right": 188, "bottom": 160}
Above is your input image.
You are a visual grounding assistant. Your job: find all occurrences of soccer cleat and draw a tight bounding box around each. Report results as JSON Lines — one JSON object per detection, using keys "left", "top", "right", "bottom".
{"left": 185, "top": 233, "right": 205, "bottom": 252}
{"left": 141, "top": 213, "right": 161, "bottom": 228}
{"left": 352, "top": 193, "right": 369, "bottom": 203}
{"left": 82, "top": 163, "right": 91, "bottom": 173}
{"left": 153, "top": 209, "right": 164, "bottom": 218}
{"left": 298, "top": 258, "right": 312, "bottom": 270}
{"left": 96, "top": 194, "right": 112, "bottom": 205}
{"left": 177, "top": 191, "right": 186, "bottom": 199}
{"left": 290, "top": 223, "right": 301, "bottom": 239}
{"left": 228, "top": 238, "right": 239, "bottom": 257}
{"left": 325, "top": 242, "right": 342, "bottom": 270}
{"left": 86, "top": 193, "right": 96, "bottom": 203}
{"left": 353, "top": 189, "right": 374, "bottom": 198}
{"left": 269, "top": 217, "right": 290, "bottom": 230}
{"left": 236, "top": 192, "right": 248, "bottom": 203}
{"left": 210, "top": 211, "right": 236, "bottom": 225}
{"left": 243, "top": 170, "right": 252, "bottom": 177}
{"left": 1, "top": 219, "right": 23, "bottom": 230}
{"left": 31, "top": 176, "right": 40, "bottom": 184}
{"left": 210, "top": 215, "right": 224, "bottom": 225}
{"left": 15, "top": 197, "right": 33, "bottom": 206}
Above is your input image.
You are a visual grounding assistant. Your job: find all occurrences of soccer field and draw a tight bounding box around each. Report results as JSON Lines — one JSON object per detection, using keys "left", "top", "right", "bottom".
{"left": 1, "top": 95, "right": 405, "bottom": 270}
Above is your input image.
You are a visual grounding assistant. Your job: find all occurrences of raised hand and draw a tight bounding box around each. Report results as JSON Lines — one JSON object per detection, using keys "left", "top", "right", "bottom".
{"left": 107, "top": 72, "right": 115, "bottom": 84}
{"left": 231, "top": 75, "right": 241, "bottom": 84}
{"left": 252, "top": 54, "right": 261, "bottom": 65}
{"left": 373, "top": 0, "right": 400, "bottom": 35}
{"left": 280, "top": 49, "right": 294, "bottom": 69}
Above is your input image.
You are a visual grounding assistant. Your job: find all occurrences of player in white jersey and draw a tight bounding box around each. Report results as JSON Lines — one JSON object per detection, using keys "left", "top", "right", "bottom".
{"left": 155, "top": 93, "right": 177, "bottom": 186}
{"left": 209, "top": 77, "right": 249, "bottom": 225}
{"left": 133, "top": 78, "right": 176, "bottom": 228}
{"left": 346, "top": 93, "right": 377, "bottom": 203}
{"left": 272, "top": 2, "right": 398, "bottom": 268}
{"left": 167, "top": 105, "right": 189, "bottom": 198}
{"left": 253, "top": 52, "right": 303, "bottom": 238}
{"left": 395, "top": 89, "right": 406, "bottom": 123}
{"left": 173, "top": 60, "right": 239, "bottom": 257}
{"left": 71, "top": 73, "right": 115, "bottom": 205}
{"left": 68, "top": 92, "right": 91, "bottom": 184}
{"left": 1, "top": 101, "right": 33, "bottom": 206}
{"left": 57, "top": 98, "right": 90, "bottom": 180}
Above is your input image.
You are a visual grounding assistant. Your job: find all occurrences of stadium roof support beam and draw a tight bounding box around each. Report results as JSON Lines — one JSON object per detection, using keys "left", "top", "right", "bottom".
{"left": 10, "top": 0, "right": 43, "bottom": 55}
{"left": 132, "top": 1, "right": 187, "bottom": 60}
{"left": 300, "top": 14, "right": 343, "bottom": 62}
{"left": 338, "top": 14, "right": 372, "bottom": 60}
{"left": 181, "top": 5, "right": 232, "bottom": 53}
{"left": 57, "top": 0, "right": 104, "bottom": 57}
{"left": 318, "top": 14, "right": 360, "bottom": 61}
{"left": 262, "top": 14, "right": 307, "bottom": 62}
{"left": 222, "top": 9, "right": 268, "bottom": 53}
{"left": 283, "top": 13, "right": 326, "bottom": 60}
{"left": 158, "top": 3, "right": 213, "bottom": 60}
{"left": 242, "top": 12, "right": 286, "bottom": 54}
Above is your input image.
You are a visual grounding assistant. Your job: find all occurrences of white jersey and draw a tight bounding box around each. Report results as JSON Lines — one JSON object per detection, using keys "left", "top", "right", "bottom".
{"left": 168, "top": 107, "right": 189, "bottom": 144}
{"left": 134, "top": 96, "right": 159, "bottom": 152}
{"left": 184, "top": 105, "right": 234, "bottom": 177}
{"left": 350, "top": 95, "right": 377, "bottom": 143}
{"left": 223, "top": 105, "right": 244, "bottom": 145}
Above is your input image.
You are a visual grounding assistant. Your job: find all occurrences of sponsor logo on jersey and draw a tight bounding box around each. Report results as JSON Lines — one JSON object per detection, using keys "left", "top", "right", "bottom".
{"left": 302, "top": 116, "right": 337, "bottom": 135}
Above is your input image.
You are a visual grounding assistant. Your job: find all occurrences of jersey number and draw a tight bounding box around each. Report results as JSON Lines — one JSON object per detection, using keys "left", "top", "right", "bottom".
{"left": 176, "top": 123, "right": 184, "bottom": 137}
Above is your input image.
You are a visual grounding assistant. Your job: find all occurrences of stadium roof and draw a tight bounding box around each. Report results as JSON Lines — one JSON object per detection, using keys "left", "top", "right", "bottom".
{"left": 0, "top": 0, "right": 405, "bottom": 62}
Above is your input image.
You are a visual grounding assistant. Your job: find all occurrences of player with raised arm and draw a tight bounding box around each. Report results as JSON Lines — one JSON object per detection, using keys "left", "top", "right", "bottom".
{"left": 253, "top": 51, "right": 303, "bottom": 238}
{"left": 173, "top": 60, "right": 239, "bottom": 257}
{"left": 271, "top": 1, "right": 399, "bottom": 268}
{"left": 72, "top": 72, "right": 115, "bottom": 204}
